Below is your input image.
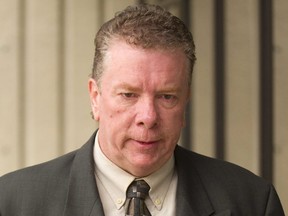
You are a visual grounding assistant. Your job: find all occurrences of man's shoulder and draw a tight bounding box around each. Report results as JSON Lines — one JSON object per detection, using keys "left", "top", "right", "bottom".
{"left": 0, "top": 148, "right": 80, "bottom": 215}
{"left": 1, "top": 151, "right": 77, "bottom": 194}
{"left": 175, "top": 146, "right": 285, "bottom": 215}
{"left": 175, "top": 145, "right": 268, "bottom": 187}
{"left": 0, "top": 133, "right": 97, "bottom": 215}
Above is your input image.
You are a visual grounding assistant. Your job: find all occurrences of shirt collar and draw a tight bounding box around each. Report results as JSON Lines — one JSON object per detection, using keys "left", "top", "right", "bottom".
{"left": 142, "top": 154, "right": 175, "bottom": 210}
{"left": 93, "top": 132, "right": 175, "bottom": 210}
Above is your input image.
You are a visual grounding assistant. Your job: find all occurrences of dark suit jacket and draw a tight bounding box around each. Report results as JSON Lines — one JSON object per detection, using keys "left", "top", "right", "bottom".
{"left": 0, "top": 132, "right": 284, "bottom": 215}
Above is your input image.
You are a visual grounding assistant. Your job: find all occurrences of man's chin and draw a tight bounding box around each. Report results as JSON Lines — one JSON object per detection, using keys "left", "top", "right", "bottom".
{"left": 126, "top": 157, "right": 163, "bottom": 177}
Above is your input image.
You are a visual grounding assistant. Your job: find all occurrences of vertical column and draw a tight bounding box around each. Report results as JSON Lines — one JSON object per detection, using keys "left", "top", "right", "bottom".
{"left": 225, "top": 0, "right": 260, "bottom": 174}
{"left": 273, "top": 0, "right": 288, "bottom": 212}
{"left": 24, "top": 0, "right": 62, "bottom": 166}
{"left": 259, "top": 0, "right": 273, "bottom": 182}
{"left": 191, "top": 0, "right": 215, "bottom": 157}
{"left": 0, "top": 0, "right": 22, "bottom": 174}
{"left": 214, "top": 0, "right": 225, "bottom": 160}
{"left": 180, "top": 0, "right": 192, "bottom": 150}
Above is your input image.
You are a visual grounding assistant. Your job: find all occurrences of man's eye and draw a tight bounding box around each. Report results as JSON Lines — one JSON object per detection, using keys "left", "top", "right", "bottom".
{"left": 162, "top": 94, "right": 174, "bottom": 100}
{"left": 159, "top": 94, "right": 176, "bottom": 101}
{"left": 157, "top": 94, "right": 178, "bottom": 108}
{"left": 122, "top": 93, "right": 136, "bottom": 98}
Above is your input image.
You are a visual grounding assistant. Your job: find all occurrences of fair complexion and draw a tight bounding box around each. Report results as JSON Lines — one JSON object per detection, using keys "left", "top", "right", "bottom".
{"left": 89, "top": 40, "right": 190, "bottom": 177}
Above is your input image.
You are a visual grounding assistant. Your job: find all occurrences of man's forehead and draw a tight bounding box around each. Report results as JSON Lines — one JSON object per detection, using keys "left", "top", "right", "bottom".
{"left": 106, "top": 37, "right": 185, "bottom": 57}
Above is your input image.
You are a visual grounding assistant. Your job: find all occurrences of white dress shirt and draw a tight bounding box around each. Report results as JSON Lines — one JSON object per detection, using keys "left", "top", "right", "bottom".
{"left": 93, "top": 133, "right": 178, "bottom": 215}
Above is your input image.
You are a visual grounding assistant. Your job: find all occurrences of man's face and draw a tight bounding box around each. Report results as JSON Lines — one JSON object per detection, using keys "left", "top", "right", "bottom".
{"left": 89, "top": 40, "right": 189, "bottom": 177}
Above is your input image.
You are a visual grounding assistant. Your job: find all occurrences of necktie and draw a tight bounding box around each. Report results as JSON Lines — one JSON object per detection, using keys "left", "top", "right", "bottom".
{"left": 125, "top": 180, "right": 151, "bottom": 216}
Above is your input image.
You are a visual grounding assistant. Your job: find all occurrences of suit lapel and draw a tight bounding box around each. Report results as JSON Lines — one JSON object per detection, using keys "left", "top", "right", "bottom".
{"left": 63, "top": 132, "right": 105, "bottom": 216}
{"left": 175, "top": 146, "right": 215, "bottom": 216}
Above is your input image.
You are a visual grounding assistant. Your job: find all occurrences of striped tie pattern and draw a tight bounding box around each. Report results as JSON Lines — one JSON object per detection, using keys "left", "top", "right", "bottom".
{"left": 125, "top": 180, "right": 151, "bottom": 216}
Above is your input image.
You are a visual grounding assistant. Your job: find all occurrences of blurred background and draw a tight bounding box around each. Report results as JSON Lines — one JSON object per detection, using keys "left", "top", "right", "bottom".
{"left": 0, "top": 0, "right": 287, "bottom": 212}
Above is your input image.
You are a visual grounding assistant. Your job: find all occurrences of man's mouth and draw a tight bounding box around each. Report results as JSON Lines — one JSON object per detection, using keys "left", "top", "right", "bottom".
{"left": 136, "top": 140, "right": 157, "bottom": 145}
{"left": 132, "top": 137, "right": 162, "bottom": 145}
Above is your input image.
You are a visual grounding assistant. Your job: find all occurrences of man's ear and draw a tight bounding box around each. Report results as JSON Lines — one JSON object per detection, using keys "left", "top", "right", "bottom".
{"left": 88, "top": 78, "right": 100, "bottom": 121}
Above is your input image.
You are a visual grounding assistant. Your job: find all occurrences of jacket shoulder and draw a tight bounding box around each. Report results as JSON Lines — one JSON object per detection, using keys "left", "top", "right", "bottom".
{"left": 0, "top": 149, "right": 77, "bottom": 215}
{"left": 175, "top": 146, "right": 284, "bottom": 215}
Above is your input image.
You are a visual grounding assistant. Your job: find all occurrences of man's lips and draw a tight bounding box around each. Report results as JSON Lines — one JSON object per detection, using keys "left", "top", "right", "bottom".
{"left": 132, "top": 139, "right": 160, "bottom": 145}
{"left": 137, "top": 141, "right": 157, "bottom": 145}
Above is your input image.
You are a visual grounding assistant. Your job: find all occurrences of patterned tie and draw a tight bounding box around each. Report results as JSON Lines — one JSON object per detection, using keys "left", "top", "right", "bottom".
{"left": 125, "top": 180, "right": 151, "bottom": 216}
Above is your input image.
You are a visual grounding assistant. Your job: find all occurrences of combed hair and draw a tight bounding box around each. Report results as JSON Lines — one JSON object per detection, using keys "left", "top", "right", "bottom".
{"left": 92, "top": 4, "right": 196, "bottom": 86}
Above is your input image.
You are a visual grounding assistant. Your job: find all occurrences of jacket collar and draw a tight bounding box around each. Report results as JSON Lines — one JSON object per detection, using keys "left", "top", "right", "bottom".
{"left": 64, "top": 131, "right": 105, "bottom": 216}
{"left": 175, "top": 145, "right": 232, "bottom": 216}
{"left": 175, "top": 145, "right": 215, "bottom": 216}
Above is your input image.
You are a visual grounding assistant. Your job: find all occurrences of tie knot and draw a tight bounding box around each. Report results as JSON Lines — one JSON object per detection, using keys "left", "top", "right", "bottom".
{"left": 127, "top": 180, "right": 150, "bottom": 200}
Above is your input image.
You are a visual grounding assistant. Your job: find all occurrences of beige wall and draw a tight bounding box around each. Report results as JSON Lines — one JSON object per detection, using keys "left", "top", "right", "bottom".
{"left": 274, "top": 0, "right": 288, "bottom": 211}
{"left": 0, "top": 0, "right": 287, "bottom": 212}
{"left": 191, "top": 0, "right": 288, "bottom": 211}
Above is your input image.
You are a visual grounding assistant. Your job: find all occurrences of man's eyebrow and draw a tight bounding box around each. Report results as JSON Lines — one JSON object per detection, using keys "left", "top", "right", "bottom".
{"left": 113, "top": 83, "right": 182, "bottom": 93}
{"left": 156, "top": 85, "right": 183, "bottom": 94}
{"left": 113, "top": 83, "right": 141, "bottom": 92}
{"left": 158, "top": 87, "right": 181, "bottom": 93}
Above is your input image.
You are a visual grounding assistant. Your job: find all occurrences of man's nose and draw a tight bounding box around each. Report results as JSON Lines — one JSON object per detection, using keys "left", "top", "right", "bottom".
{"left": 135, "top": 98, "right": 158, "bottom": 129}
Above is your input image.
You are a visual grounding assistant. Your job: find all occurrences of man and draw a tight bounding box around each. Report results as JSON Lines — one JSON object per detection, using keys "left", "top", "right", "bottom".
{"left": 0, "top": 4, "right": 284, "bottom": 216}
